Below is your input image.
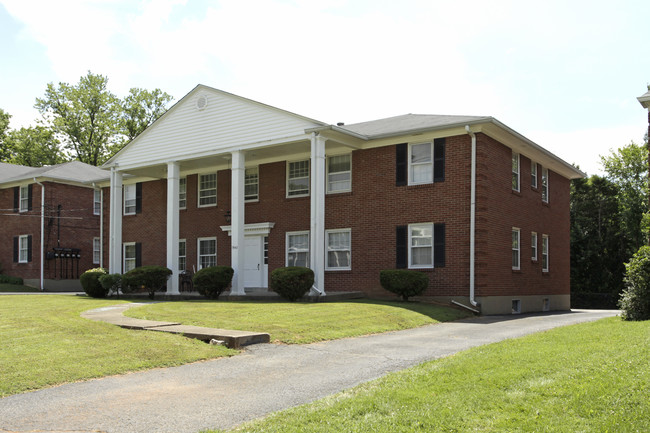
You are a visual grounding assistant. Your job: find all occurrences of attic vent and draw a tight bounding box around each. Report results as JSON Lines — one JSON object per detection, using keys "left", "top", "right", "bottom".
{"left": 196, "top": 95, "right": 208, "bottom": 111}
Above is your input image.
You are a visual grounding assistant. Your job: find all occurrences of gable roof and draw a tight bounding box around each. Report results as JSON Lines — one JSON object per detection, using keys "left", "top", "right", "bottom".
{"left": 0, "top": 161, "right": 108, "bottom": 187}
{"left": 338, "top": 114, "right": 492, "bottom": 138}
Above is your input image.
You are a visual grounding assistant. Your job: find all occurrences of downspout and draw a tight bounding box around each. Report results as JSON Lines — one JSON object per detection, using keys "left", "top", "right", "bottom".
{"left": 93, "top": 183, "right": 103, "bottom": 269}
{"left": 33, "top": 178, "right": 45, "bottom": 291}
{"left": 466, "top": 126, "right": 479, "bottom": 308}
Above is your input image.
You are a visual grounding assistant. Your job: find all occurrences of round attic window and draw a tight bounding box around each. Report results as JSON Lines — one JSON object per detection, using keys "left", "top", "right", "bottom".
{"left": 196, "top": 95, "right": 208, "bottom": 111}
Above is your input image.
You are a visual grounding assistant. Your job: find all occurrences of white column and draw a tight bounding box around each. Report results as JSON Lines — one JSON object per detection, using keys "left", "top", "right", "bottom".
{"left": 310, "top": 133, "right": 326, "bottom": 296}
{"left": 166, "top": 161, "right": 180, "bottom": 294}
{"left": 108, "top": 167, "right": 123, "bottom": 274}
{"left": 230, "top": 150, "right": 246, "bottom": 295}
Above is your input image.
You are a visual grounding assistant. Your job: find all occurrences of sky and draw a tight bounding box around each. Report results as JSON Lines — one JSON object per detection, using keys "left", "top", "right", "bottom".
{"left": 1, "top": 0, "right": 649, "bottom": 176}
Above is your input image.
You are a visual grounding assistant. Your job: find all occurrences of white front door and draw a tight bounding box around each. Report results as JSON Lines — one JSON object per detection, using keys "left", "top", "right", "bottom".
{"left": 243, "top": 236, "right": 264, "bottom": 288}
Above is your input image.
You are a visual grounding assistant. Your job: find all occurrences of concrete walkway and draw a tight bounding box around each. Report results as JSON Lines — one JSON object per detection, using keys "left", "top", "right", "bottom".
{"left": 0, "top": 309, "right": 618, "bottom": 433}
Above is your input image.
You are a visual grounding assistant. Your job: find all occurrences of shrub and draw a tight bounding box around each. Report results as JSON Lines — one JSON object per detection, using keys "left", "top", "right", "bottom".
{"left": 0, "top": 274, "right": 24, "bottom": 285}
{"left": 80, "top": 268, "right": 108, "bottom": 298}
{"left": 192, "top": 266, "right": 234, "bottom": 299}
{"left": 122, "top": 266, "right": 172, "bottom": 299}
{"left": 380, "top": 269, "right": 429, "bottom": 301}
{"left": 619, "top": 246, "right": 650, "bottom": 320}
{"left": 98, "top": 273, "right": 122, "bottom": 298}
{"left": 270, "top": 267, "right": 314, "bottom": 302}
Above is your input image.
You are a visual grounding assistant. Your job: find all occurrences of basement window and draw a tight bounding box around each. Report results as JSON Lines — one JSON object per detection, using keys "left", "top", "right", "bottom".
{"left": 512, "top": 299, "right": 521, "bottom": 314}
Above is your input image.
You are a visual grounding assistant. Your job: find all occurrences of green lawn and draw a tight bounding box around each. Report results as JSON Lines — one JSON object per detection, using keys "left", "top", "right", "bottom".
{"left": 125, "top": 299, "right": 470, "bottom": 344}
{"left": 0, "top": 295, "right": 236, "bottom": 397}
{"left": 205, "top": 317, "right": 649, "bottom": 433}
{"left": 0, "top": 283, "right": 39, "bottom": 292}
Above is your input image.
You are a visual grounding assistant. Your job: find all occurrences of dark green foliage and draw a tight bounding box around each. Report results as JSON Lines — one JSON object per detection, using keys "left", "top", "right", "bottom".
{"left": 380, "top": 269, "right": 429, "bottom": 301}
{"left": 270, "top": 267, "right": 314, "bottom": 302}
{"left": 619, "top": 246, "right": 650, "bottom": 320}
{"left": 0, "top": 274, "right": 23, "bottom": 285}
{"left": 121, "top": 266, "right": 172, "bottom": 299}
{"left": 192, "top": 266, "right": 234, "bottom": 299}
{"left": 80, "top": 268, "right": 108, "bottom": 298}
{"left": 98, "top": 273, "right": 122, "bottom": 298}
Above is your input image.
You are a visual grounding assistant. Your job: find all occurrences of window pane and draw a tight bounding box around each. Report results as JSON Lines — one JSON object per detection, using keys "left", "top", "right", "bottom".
{"left": 329, "top": 155, "right": 350, "bottom": 173}
{"left": 328, "top": 251, "right": 350, "bottom": 268}
{"left": 288, "top": 161, "right": 309, "bottom": 196}
{"left": 245, "top": 168, "right": 259, "bottom": 200}
{"left": 199, "top": 174, "right": 217, "bottom": 206}
{"left": 411, "top": 164, "right": 433, "bottom": 184}
{"left": 412, "top": 247, "right": 432, "bottom": 266}
{"left": 411, "top": 143, "right": 432, "bottom": 163}
{"left": 179, "top": 178, "right": 187, "bottom": 208}
{"left": 328, "top": 155, "right": 351, "bottom": 192}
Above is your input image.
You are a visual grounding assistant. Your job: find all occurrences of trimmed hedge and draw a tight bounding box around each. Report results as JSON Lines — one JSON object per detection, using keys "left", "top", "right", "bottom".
{"left": 0, "top": 274, "right": 24, "bottom": 285}
{"left": 122, "top": 266, "right": 172, "bottom": 299}
{"left": 80, "top": 268, "right": 108, "bottom": 298}
{"left": 619, "top": 246, "right": 650, "bottom": 321}
{"left": 270, "top": 267, "right": 314, "bottom": 302}
{"left": 98, "top": 273, "right": 122, "bottom": 298}
{"left": 380, "top": 269, "right": 429, "bottom": 301}
{"left": 193, "top": 266, "right": 234, "bottom": 299}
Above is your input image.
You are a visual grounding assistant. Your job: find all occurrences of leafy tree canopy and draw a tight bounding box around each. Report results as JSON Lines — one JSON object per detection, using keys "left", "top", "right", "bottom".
{"left": 0, "top": 108, "right": 11, "bottom": 161}
{"left": 3, "top": 126, "right": 64, "bottom": 167}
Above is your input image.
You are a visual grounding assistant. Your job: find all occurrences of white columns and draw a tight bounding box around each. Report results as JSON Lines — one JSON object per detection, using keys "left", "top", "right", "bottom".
{"left": 310, "top": 133, "right": 326, "bottom": 296}
{"left": 230, "top": 150, "right": 246, "bottom": 295}
{"left": 108, "top": 167, "right": 123, "bottom": 274}
{"left": 166, "top": 161, "right": 180, "bottom": 294}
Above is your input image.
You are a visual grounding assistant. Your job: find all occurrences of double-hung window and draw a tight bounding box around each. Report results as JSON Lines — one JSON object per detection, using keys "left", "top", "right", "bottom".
{"left": 512, "top": 152, "right": 520, "bottom": 192}
{"left": 326, "top": 229, "right": 351, "bottom": 270}
{"left": 93, "top": 190, "right": 101, "bottom": 215}
{"left": 19, "top": 185, "right": 29, "bottom": 212}
{"left": 245, "top": 167, "right": 259, "bottom": 201}
{"left": 531, "top": 161, "right": 538, "bottom": 188}
{"left": 178, "top": 239, "right": 186, "bottom": 271}
{"left": 18, "top": 235, "right": 29, "bottom": 263}
{"left": 327, "top": 155, "right": 351, "bottom": 193}
{"left": 198, "top": 174, "right": 217, "bottom": 207}
{"left": 287, "top": 160, "right": 310, "bottom": 197}
{"left": 409, "top": 224, "right": 433, "bottom": 268}
{"left": 93, "top": 237, "right": 101, "bottom": 264}
{"left": 123, "top": 242, "right": 137, "bottom": 272}
{"left": 198, "top": 237, "right": 216, "bottom": 269}
{"left": 542, "top": 235, "right": 549, "bottom": 272}
{"left": 541, "top": 168, "right": 549, "bottom": 202}
{"left": 286, "top": 231, "right": 309, "bottom": 267}
{"left": 512, "top": 228, "right": 521, "bottom": 270}
{"left": 124, "top": 184, "right": 136, "bottom": 215}
{"left": 531, "top": 232, "right": 538, "bottom": 261}
{"left": 179, "top": 178, "right": 187, "bottom": 209}
{"left": 410, "top": 143, "right": 433, "bottom": 185}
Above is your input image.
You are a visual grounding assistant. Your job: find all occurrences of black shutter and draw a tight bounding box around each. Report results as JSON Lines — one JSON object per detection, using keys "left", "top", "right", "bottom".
{"left": 27, "top": 235, "right": 32, "bottom": 262}
{"left": 433, "top": 138, "right": 445, "bottom": 182}
{"left": 135, "top": 242, "right": 142, "bottom": 268}
{"left": 13, "top": 236, "right": 18, "bottom": 262}
{"left": 13, "top": 187, "right": 19, "bottom": 212}
{"left": 434, "top": 223, "right": 445, "bottom": 268}
{"left": 135, "top": 183, "right": 142, "bottom": 214}
{"left": 396, "top": 225, "right": 408, "bottom": 269}
{"left": 395, "top": 143, "right": 408, "bottom": 186}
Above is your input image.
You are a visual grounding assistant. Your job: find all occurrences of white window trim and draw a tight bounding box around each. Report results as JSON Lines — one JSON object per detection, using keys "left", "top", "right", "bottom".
{"left": 19, "top": 185, "right": 29, "bottom": 213}
{"left": 18, "top": 234, "right": 29, "bottom": 263}
{"left": 93, "top": 237, "right": 101, "bottom": 264}
{"left": 198, "top": 173, "right": 217, "bottom": 208}
{"left": 197, "top": 237, "right": 217, "bottom": 270}
{"left": 123, "top": 242, "right": 136, "bottom": 273}
{"left": 178, "top": 239, "right": 186, "bottom": 272}
{"left": 408, "top": 223, "right": 434, "bottom": 269}
{"left": 93, "top": 190, "right": 101, "bottom": 215}
{"left": 286, "top": 160, "right": 310, "bottom": 198}
{"left": 531, "top": 161, "right": 538, "bottom": 188}
{"left": 531, "top": 231, "right": 538, "bottom": 261}
{"left": 123, "top": 184, "right": 136, "bottom": 215}
{"left": 542, "top": 235, "right": 549, "bottom": 272}
{"left": 325, "top": 228, "right": 351, "bottom": 270}
{"left": 541, "top": 168, "right": 549, "bottom": 203}
{"left": 245, "top": 166, "right": 259, "bottom": 202}
{"left": 512, "top": 152, "right": 520, "bottom": 192}
{"left": 512, "top": 228, "right": 521, "bottom": 270}
{"left": 286, "top": 230, "right": 310, "bottom": 267}
{"left": 179, "top": 177, "right": 187, "bottom": 210}
{"left": 408, "top": 142, "right": 433, "bottom": 186}
{"left": 326, "top": 154, "right": 352, "bottom": 194}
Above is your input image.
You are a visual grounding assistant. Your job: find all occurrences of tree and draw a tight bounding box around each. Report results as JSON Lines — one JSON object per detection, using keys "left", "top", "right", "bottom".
{"left": 3, "top": 126, "right": 64, "bottom": 167}
{"left": 0, "top": 108, "right": 11, "bottom": 161}
{"left": 120, "top": 88, "right": 173, "bottom": 142}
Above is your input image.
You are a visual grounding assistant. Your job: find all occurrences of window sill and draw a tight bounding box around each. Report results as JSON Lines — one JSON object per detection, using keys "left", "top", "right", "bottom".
{"left": 325, "top": 268, "right": 352, "bottom": 272}
{"left": 512, "top": 268, "right": 522, "bottom": 273}
{"left": 511, "top": 190, "right": 522, "bottom": 197}
{"left": 326, "top": 190, "right": 352, "bottom": 196}
{"left": 197, "top": 204, "right": 217, "bottom": 208}
{"left": 406, "top": 183, "right": 434, "bottom": 189}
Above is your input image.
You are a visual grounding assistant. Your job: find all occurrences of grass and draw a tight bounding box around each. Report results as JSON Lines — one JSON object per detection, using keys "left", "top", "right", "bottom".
{"left": 205, "top": 317, "right": 649, "bottom": 433}
{"left": 125, "top": 299, "right": 471, "bottom": 344}
{"left": 0, "top": 283, "right": 39, "bottom": 292}
{"left": 0, "top": 295, "right": 236, "bottom": 397}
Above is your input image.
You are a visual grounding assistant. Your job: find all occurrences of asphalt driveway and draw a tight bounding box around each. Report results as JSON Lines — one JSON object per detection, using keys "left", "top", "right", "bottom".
{"left": 0, "top": 309, "right": 618, "bottom": 433}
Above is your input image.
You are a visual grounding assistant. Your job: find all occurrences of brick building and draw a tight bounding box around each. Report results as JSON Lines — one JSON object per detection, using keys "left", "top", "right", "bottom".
{"left": 102, "top": 85, "right": 584, "bottom": 314}
{"left": 0, "top": 161, "right": 107, "bottom": 290}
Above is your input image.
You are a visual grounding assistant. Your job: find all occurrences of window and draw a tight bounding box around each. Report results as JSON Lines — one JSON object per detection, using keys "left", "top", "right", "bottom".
{"left": 93, "top": 190, "right": 101, "bottom": 215}
{"left": 19, "top": 185, "right": 29, "bottom": 212}
{"left": 124, "top": 184, "right": 136, "bottom": 215}
{"left": 93, "top": 237, "right": 101, "bottom": 264}
{"left": 326, "top": 229, "right": 351, "bottom": 270}
{"left": 327, "top": 155, "right": 351, "bottom": 193}
{"left": 541, "top": 168, "right": 549, "bottom": 202}
{"left": 531, "top": 161, "right": 538, "bottom": 188}
{"left": 245, "top": 167, "right": 259, "bottom": 201}
{"left": 410, "top": 142, "right": 433, "bottom": 185}
{"left": 179, "top": 178, "right": 187, "bottom": 209}
{"left": 123, "top": 242, "right": 137, "bottom": 273}
{"left": 178, "top": 239, "right": 186, "bottom": 271}
{"left": 512, "top": 299, "right": 521, "bottom": 314}
{"left": 198, "top": 237, "right": 216, "bottom": 269}
{"left": 287, "top": 160, "right": 309, "bottom": 197}
{"left": 531, "top": 232, "right": 538, "bottom": 261}
{"left": 512, "top": 228, "right": 520, "bottom": 270}
{"left": 542, "top": 235, "right": 549, "bottom": 272}
{"left": 198, "top": 174, "right": 217, "bottom": 207}
{"left": 409, "top": 224, "right": 433, "bottom": 268}
{"left": 287, "top": 231, "right": 309, "bottom": 267}
{"left": 512, "top": 152, "right": 520, "bottom": 192}
{"left": 18, "top": 235, "right": 29, "bottom": 263}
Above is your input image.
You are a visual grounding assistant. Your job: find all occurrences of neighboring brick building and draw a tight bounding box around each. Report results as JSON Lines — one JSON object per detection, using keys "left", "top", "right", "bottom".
{"left": 102, "top": 85, "right": 584, "bottom": 314}
{"left": 0, "top": 161, "right": 107, "bottom": 290}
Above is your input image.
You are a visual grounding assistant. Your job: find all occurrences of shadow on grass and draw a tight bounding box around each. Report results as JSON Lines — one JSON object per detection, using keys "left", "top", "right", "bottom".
{"left": 341, "top": 298, "right": 473, "bottom": 322}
